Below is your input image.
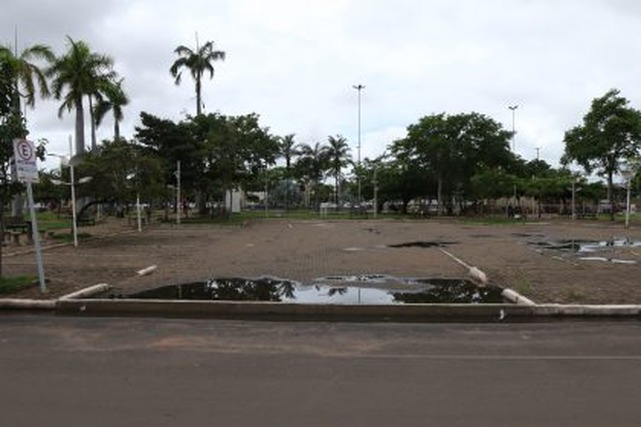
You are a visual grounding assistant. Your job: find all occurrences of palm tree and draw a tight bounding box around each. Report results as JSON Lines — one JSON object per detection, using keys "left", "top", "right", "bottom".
{"left": 295, "top": 141, "right": 329, "bottom": 207}
{"left": 279, "top": 134, "right": 297, "bottom": 209}
{"left": 94, "top": 77, "right": 129, "bottom": 141}
{"left": 170, "top": 40, "right": 226, "bottom": 116}
{"left": 326, "top": 135, "right": 351, "bottom": 205}
{"left": 0, "top": 43, "right": 54, "bottom": 114}
{"left": 1, "top": 43, "right": 54, "bottom": 217}
{"left": 47, "top": 36, "right": 115, "bottom": 154}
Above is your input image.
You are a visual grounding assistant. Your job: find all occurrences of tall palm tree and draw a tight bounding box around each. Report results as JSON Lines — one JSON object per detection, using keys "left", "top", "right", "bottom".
{"left": 295, "top": 141, "right": 329, "bottom": 207}
{"left": 94, "top": 77, "right": 129, "bottom": 141}
{"left": 170, "top": 40, "right": 225, "bottom": 116}
{"left": 326, "top": 135, "right": 351, "bottom": 205}
{"left": 0, "top": 43, "right": 54, "bottom": 114}
{"left": 47, "top": 36, "right": 115, "bottom": 154}
{"left": 279, "top": 134, "right": 296, "bottom": 209}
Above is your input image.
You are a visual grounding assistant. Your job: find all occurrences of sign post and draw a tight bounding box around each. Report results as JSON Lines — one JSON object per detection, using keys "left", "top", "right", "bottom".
{"left": 12, "top": 139, "right": 46, "bottom": 293}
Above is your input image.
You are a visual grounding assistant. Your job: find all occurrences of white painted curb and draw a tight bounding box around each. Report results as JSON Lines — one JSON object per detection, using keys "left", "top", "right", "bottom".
{"left": 137, "top": 265, "right": 157, "bottom": 276}
{"left": 502, "top": 288, "right": 537, "bottom": 306}
{"left": 59, "top": 283, "right": 110, "bottom": 300}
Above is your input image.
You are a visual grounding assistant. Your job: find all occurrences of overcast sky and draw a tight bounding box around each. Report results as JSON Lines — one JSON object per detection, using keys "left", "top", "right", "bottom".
{"left": 3, "top": 0, "right": 641, "bottom": 170}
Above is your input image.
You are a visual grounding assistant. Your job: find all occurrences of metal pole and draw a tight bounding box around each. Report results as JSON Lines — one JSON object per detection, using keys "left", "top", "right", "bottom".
{"left": 26, "top": 182, "right": 46, "bottom": 293}
{"left": 571, "top": 180, "right": 576, "bottom": 221}
{"left": 136, "top": 193, "right": 142, "bottom": 232}
{"left": 67, "top": 136, "right": 79, "bottom": 248}
{"left": 176, "top": 160, "right": 181, "bottom": 224}
{"left": 373, "top": 166, "right": 378, "bottom": 219}
{"left": 353, "top": 84, "right": 365, "bottom": 205}
{"left": 508, "top": 105, "right": 518, "bottom": 152}
{"left": 625, "top": 177, "right": 631, "bottom": 229}
{"left": 70, "top": 162, "right": 78, "bottom": 248}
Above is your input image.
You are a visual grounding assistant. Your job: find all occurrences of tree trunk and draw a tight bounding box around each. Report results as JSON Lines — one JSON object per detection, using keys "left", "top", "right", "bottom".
{"left": 195, "top": 75, "right": 202, "bottom": 116}
{"left": 0, "top": 206, "right": 4, "bottom": 278}
{"left": 607, "top": 172, "right": 614, "bottom": 221}
{"left": 75, "top": 97, "right": 85, "bottom": 154}
{"left": 89, "top": 96, "right": 97, "bottom": 150}
{"left": 114, "top": 119, "right": 120, "bottom": 141}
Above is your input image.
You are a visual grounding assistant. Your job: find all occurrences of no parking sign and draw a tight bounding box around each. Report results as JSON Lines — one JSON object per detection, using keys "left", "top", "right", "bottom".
{"left": 12, "top": 139, "right": 39, "bottom": 183}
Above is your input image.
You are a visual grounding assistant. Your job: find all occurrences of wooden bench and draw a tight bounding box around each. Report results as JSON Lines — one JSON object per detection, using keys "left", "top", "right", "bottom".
{"left": 4, "top": 216, "right": 29, "bottom": 234}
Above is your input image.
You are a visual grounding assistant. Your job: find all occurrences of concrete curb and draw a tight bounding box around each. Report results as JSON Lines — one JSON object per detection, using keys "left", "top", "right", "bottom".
{"left": 1, "top": 285, "right": 640, "bottom": 322}
{"left": 501, "top": 288, "right": 537, "bottom": 306}
{"left": 58, "top": 283, "right": 111, "bottom": 300}
{"left": 0, "top": 299, "right": 57, "bottom": 310}
{"left": 55, "top": 299, "right": 535, "bottom": 322}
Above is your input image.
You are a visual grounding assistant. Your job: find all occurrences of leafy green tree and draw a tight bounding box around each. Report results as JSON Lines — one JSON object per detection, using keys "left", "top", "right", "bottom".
{"left": 0, "top": 59, "right": 44, "bottom": 276}
{"left": 94, "top": 77, "right": 129, "bottom": 141}
{"left": 295, "top": 141, "right": 329, "bottom": 207}
{"left": 279, "top": 134, "right": 297, "bottom": 209}
{"left": 170, "top": 40, "right": 226, "bottom": 116}
{"left": 135, "top": 112, "right": 203, "bottom": 216}
{"left": 394, "top": 112, "right": 513, "bottom": 215}
{"left": 194, "top": 113, "right": 278, "bottom": 216}
{"left": 0, "top": 58, "right": 26, "bottom": 276}
{"left": 1, "top": 43, "right": 54, "bottom": 217}
{"left": 74, "top": 138, "right": 165, "bottom": 213}
{"left": 47, "top": 36, "right": 115, "bottom": 153}
{"left": 563, "top": 89, "right": 641, "bottom": 220}
{"left": 326, "top": 134, "right": 351, "bottom": 205}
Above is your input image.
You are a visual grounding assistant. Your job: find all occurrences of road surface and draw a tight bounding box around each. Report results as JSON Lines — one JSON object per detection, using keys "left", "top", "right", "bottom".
{"left": 1, "top": 314, "right": 641, "bottom": 426}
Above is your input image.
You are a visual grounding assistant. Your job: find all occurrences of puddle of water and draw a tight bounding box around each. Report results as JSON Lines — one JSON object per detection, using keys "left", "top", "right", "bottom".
{"left": 529, "top": 238, "right": 641, "bottom": 265}
{"left": 106, "top": 277, "right": 504, "bottom": 304}
{"left": 529, "top": 238, "right": 641, "bottom": 253}
{"left": 389, "top": 241, "right": 458, "bottom": 248}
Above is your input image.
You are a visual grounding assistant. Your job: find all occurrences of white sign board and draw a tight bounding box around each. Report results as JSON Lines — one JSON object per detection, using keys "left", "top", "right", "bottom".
{"left": 12, "top": 139, "right": 39, "bottom": 183}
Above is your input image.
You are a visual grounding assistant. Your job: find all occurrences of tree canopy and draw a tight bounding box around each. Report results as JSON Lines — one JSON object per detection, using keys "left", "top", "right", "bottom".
{"left": 170, "top": 40, "right": 226, "bottom": 116}
{"left": 563, "top": 89, "right": 641, "bottom": 218}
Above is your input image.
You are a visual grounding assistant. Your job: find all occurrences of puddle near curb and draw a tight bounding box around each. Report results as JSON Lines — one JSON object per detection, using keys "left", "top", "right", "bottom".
{"left": 100, "top": 277, "right": 505, "bottom": 305}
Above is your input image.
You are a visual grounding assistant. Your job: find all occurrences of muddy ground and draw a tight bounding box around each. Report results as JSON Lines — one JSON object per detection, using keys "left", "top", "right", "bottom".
{"left": 3, "top": 217, "right": 641, "bottom": 304}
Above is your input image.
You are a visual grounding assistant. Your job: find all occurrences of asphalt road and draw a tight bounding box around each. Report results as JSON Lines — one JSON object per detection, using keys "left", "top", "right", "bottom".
{"left": 1, "top": 314, "right": 641, "bottom": 426}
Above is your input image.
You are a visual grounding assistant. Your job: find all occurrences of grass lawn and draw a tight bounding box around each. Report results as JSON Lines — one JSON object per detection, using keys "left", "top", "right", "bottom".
{"left": 0, "top": 276, "right": 36, "bottom": 295}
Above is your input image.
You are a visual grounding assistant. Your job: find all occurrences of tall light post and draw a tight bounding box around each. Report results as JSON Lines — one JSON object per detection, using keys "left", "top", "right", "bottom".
{"left": 353, "top": 84, "right": 365, "bottom": 205}
{"left": 175, "top": 160, "right": 181, "bottom": 224}
{"left": 621, "top": 166, "right": 634, "bottom": 229}
{"left": 48, "top": 139, "right": 92, "bottom": 247}
{"left": 508, "top": 105, "right": 518, "bottom": 152}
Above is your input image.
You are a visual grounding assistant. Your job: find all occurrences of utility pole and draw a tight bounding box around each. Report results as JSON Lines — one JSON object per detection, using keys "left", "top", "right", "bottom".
{"left": 508, "top": 105, "right": 518, "bottom": 152}
{"left": 353, "top": 84, "right": 365, "bottom": 205}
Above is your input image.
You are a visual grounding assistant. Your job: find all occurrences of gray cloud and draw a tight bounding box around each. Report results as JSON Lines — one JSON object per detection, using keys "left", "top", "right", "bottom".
{"left": 3, "top": 0, "right": 641, "bottom": 168}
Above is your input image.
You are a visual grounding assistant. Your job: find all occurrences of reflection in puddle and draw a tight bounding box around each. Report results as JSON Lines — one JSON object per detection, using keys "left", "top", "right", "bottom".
{"left": 530, "top": 238, "right": 641, "bottom": 253}
{"left": 116, "top": 277, "right": 504, "bottom": 304}
{"left": 528, "top": 238, "right": 641, "bottom": 264}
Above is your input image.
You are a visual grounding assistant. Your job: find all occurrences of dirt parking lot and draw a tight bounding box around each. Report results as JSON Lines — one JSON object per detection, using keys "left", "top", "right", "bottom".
{"left": 4, "top": 217, "right": 641, "bottom": 304}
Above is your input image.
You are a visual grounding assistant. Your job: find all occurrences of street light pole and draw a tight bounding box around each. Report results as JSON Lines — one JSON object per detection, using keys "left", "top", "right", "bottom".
{"left": 49, "top": 137, "right": 91, "bottom": 248}
{"left": 353, "top": 84, "right": 365, "bottom": 205}
{"left": 176, "top": 160, "right": 181, "bottom": 224}
{"left": 621, "top": 167, "right": 633, "bottom": 229}
{"left": 508, "top": 105, "right": 518, "bottom": 152}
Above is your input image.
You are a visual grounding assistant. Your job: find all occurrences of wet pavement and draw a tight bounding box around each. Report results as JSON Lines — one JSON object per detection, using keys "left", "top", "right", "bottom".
{"left": 2, "top": 314, "right": 641, "bottom": 427}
